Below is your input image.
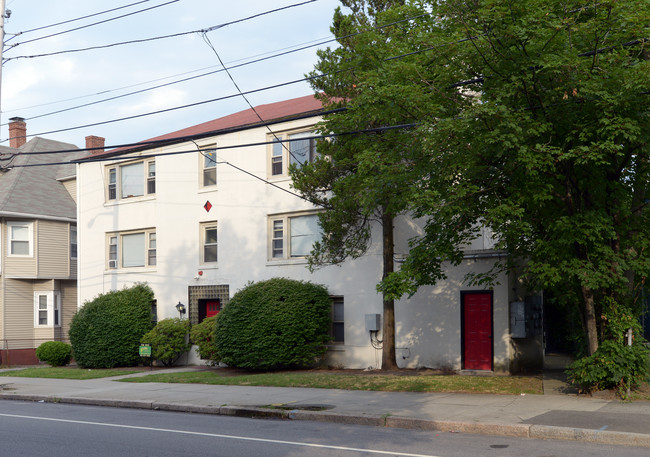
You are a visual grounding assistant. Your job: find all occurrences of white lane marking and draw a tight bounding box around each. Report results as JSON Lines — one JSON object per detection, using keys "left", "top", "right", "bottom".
{"left": 0, "top": 412, "right": 441, "bottom": 457}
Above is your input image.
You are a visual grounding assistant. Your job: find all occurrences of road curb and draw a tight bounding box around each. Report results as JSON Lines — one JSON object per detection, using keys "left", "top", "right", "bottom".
{"left": 2, "top": 393, "right": 649, "bottom": 448}
{"left": 529, "top": 424, "right": 650, "bottom": 448}
{"left": 385, "top": 417, "right": 531, "bottom": 438}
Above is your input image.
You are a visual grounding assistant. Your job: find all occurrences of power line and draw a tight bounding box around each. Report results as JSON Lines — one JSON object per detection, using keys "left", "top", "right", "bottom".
{"left": 5, "top": 121, "right": 415, "bottom": 161}
{"left": 199, "top": 28, "right": 304, "bottom": 165}
{"left": 1, "top": 36, "right": 339, "bottom": 125}
{"left": 3, "top": 10, "right": 427, "bottom": 115}
{"left": 0, "top": 14, "right": 440, "bottom": 142}
{"left": 3, "top": 76, "right": 315, "bottom": 141}
{"left": 4, "top": 0, "right": 179, "bottom": 50}
{"left": 1, "top": 35, "right": 332, "bottom": 113}
{"left": 3, "top": 0, "right": 153, "bottom": 42}
{"left": 3, "top": 0, "right": 318, "bottom": 62}
{"left": 190, "top": 138, "right": 316, "bottom": 205}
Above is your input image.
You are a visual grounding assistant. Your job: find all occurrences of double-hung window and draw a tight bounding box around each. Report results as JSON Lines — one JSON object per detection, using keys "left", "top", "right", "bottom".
{"left": 7, "top": 221, "right": 33, "bottom": 257}
{"left": 147, "top": 161, "right": 156, "bottom": 194}
{"left": 331, "top": 297, "right": 344, "bottom": 344}
{"left": 106, "top": 159, "right": 156, "bottom": 201}
{"left": 107, "top": 229, "right": 156, "bottom": 269}
{"left": 34, "top": 291, "right": 61, "bottom": 328}
{"left": 268, "top": 130, "right": 318, "bottom": 177}
{"left": 70, "top": 225, "right": 77, "bottom": 259}
{"left": 201, "top": 222, "right": 218, "bottom": 263}
{"left": 201, "top": 147, "right": 217, "bottom": 187}
{"left": 268, "top": 213, "right": 321, "bottom": 260}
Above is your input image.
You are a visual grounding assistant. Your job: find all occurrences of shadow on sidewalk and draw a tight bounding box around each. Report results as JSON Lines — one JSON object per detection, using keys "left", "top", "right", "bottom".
{"left": 542, "top": 353, "right": 579, "bottom": 395}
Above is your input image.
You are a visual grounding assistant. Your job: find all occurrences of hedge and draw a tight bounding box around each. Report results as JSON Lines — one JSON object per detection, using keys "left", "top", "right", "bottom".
{"left": 141, "top": 318, "right": 191, "bottom": 366}
{"left": 35, "top": 341, "right": 72, "bottom": 367}
{"left": 190, "top": 315, "right": 220, "bottom": 364}
{"left": 214, "top": 278, "right": 331, "bottom": 369}
{"left": 69, "top": 283, "right": 155, "bottom": 368}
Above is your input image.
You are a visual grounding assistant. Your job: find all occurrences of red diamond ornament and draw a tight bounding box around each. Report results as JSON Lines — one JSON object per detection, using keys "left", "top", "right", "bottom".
{"left": 204, "top": 201, "right": 212, "bottom": 212}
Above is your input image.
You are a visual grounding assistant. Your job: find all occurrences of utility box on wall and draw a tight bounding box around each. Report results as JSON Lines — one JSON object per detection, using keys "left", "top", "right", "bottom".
{"left": 510, "top": 297, "right": 543, "bottom": 339}
{"left": 365, "top": 314, "right": 381, "bottom": 332}
{"left": 511, "top": 301, "right": 527, "bottom": 338}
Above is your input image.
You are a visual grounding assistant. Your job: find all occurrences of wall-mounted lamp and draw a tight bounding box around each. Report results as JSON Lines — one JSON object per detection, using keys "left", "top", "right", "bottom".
{"left": 176, "top": 301, "right": 186, "bottom": 318}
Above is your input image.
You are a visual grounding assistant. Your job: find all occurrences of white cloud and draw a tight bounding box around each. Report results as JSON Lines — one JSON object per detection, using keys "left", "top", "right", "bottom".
{"left": 3, "top": 65, "right": 43, "bottom": 103}
{"left": 118, "top": 88, "right": 187, "bottom": 116}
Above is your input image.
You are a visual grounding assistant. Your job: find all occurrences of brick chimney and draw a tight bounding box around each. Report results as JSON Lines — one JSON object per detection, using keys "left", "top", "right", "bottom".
{"left": 9, "top": 117, "right": 27, "bottom": 148}
{"left": 85, "top": 135, "right": 105, "bottom": 154}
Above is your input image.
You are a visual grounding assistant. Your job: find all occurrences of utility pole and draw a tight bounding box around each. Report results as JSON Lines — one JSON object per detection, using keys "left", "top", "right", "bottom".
{"left": 0, "top": 0, "right": 6, "bottom": 127}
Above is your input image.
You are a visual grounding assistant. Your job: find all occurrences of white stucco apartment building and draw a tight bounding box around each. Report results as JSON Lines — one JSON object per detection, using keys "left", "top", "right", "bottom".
{"left": 76, "top": 95, "right": 540, "bottom": 372}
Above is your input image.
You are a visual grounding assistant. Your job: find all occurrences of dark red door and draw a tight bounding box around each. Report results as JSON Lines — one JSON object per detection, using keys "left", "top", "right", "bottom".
{"left": 462, "top": 292, "right": 493, "bottom": 370}
{"left": 205, "top": 300, "right": 221, "bottom": 318}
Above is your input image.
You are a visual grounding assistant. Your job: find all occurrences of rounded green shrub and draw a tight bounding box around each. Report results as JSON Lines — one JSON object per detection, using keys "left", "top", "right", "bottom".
{"left": 214, "top": 278, "right": 331, "bottom": 369}
{"left": 35, "top": 341, "right": 72, "bottom": 367}
{"left": 190, "top": 315, "right": 220, "bottom": 364}
{"left": 69, "top": 283, "right": 155, "bottom": 368}
{"left": 141, "top": 318, "right": 191, "bottom": 366}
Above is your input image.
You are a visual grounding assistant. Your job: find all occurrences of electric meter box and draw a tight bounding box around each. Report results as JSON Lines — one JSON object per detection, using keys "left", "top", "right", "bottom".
{"left": 365, "top": 314, "right": 381, "bottom": 332}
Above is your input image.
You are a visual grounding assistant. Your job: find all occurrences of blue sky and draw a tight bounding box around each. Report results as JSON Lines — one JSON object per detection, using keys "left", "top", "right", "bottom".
{"left": 1, "top": 0, "right": 341, "bottom": 148}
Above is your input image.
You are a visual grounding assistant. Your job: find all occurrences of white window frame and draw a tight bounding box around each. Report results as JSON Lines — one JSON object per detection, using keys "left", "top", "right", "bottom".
{"left": 106, "top": 158, "right": 156, "bottom": 201}
{"left": 70, "top": 225, "right": 77, "bottom": 259}
{"left": 7, "top": 221, "right": 34, "bottom": 257}
{"left": 33, "top": 291, "right": 61, "bottom": 328}
{"left": 331, "top": 296, "right": 344, "bottom": 344}
{"left": 106, "top": 228, "right": 156, "bottom": 270}
{"left": 268, "top": 212, "right": 321, "bottom": 260}
{"left": 267, "top": 129, "right": 319, "bottom": 178}
{"left": 200, "top": 222, "right": 218, "bottom": 264}
{"left": 200, "top": 146, "right": 217, "bottom": 188}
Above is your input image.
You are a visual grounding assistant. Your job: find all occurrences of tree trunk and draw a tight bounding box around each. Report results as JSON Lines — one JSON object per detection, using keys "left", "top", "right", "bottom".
{"left": 381, "top": 210, "right": 398, "bottom": 370}
{"left": 581, "top": 286, "right": 599, "bottom": 355}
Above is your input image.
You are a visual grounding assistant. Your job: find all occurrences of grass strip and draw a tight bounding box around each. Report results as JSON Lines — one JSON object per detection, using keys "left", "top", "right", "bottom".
{"left": 118, "top": 370, "right": 544, "bottom": 395}
{"left": 0, "top": 367, "right": 140, "bottom": 380}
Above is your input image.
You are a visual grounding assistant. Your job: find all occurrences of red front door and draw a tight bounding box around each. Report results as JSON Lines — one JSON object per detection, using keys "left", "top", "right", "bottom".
{"left": 462, "top": 292, "right": 493, "bottom": 370}
{"left": 205, "top": 300, "right": 221, "bottom": 318}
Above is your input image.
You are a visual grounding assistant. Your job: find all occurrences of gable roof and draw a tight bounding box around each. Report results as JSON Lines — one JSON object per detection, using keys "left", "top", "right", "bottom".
{"left": 0, "top": 137, "right": 86, "bottom": 220}
{"left": 85, "top": 94, "right": 325, "bottom": 160}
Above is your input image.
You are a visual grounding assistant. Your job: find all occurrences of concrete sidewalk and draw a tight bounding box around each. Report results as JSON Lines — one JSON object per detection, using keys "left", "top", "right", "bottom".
{"left": 1, "top": 367, "right": 649, "bottom": 448}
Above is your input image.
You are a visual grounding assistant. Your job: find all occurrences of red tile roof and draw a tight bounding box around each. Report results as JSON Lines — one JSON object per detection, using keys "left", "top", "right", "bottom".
{"left": 90, "top": 94, "right": 324, "bottom": 158}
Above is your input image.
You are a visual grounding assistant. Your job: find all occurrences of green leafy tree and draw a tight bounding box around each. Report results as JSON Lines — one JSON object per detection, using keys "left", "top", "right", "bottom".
{"left": 292, "top": 0, "right": 438, "bottom": 370}
{"left": 299, "top": 0, "right": 649, "bottom": 382}
{"left": 372, "top": 0, "right": 649, "bottom": 373}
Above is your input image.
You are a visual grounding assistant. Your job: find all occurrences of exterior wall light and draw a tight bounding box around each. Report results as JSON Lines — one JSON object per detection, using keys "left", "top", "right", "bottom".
{"left": 176, "top": 301, "right": 186, "bottom": 318}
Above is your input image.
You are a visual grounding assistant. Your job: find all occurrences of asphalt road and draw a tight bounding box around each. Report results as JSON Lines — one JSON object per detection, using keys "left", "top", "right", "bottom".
{"left": 0, "top": 400, "right": 648, "bottom": 457}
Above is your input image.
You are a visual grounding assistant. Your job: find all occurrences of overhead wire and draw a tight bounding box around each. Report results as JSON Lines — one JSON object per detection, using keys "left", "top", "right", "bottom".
{"left": 1, "top": 34, "right": 331, "bottom": 113}
{"left": 0, "top": 12, "right": 441, "bottom": 143}
{"left": 4, "top": 6, "right": 642, "bottom": 146}
{"left": 189, "top": 139, "right": 315, "bottom": 204}
{"left": 1, "top": 12, "right": 429, "bottom": 124}
{"left": 0, "top": 36, "right": 339, "bottom": 125}
{"left": 4, "top": 1, "right": 180, "bottom": 50}
{"left": 3, "top": 0, "right": 318, "bottom": 62}
{"left": 3, "top": 0, "right": 154, "bottom": 43}
{"left": 8, "top": 122, "right": 416, "bottom": 160}
{"left": 198, "top": 28, "right": 303, "bottom": 165}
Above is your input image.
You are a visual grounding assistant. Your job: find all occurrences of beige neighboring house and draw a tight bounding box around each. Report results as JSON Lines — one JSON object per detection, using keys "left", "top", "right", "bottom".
{"left": 0, "top": 118, "right": 97, "bottom": 365}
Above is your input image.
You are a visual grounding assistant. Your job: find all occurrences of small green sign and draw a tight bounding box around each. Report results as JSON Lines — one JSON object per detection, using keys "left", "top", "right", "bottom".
{"left": 139, "top": 344, "right": 152, "bottom": 357}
